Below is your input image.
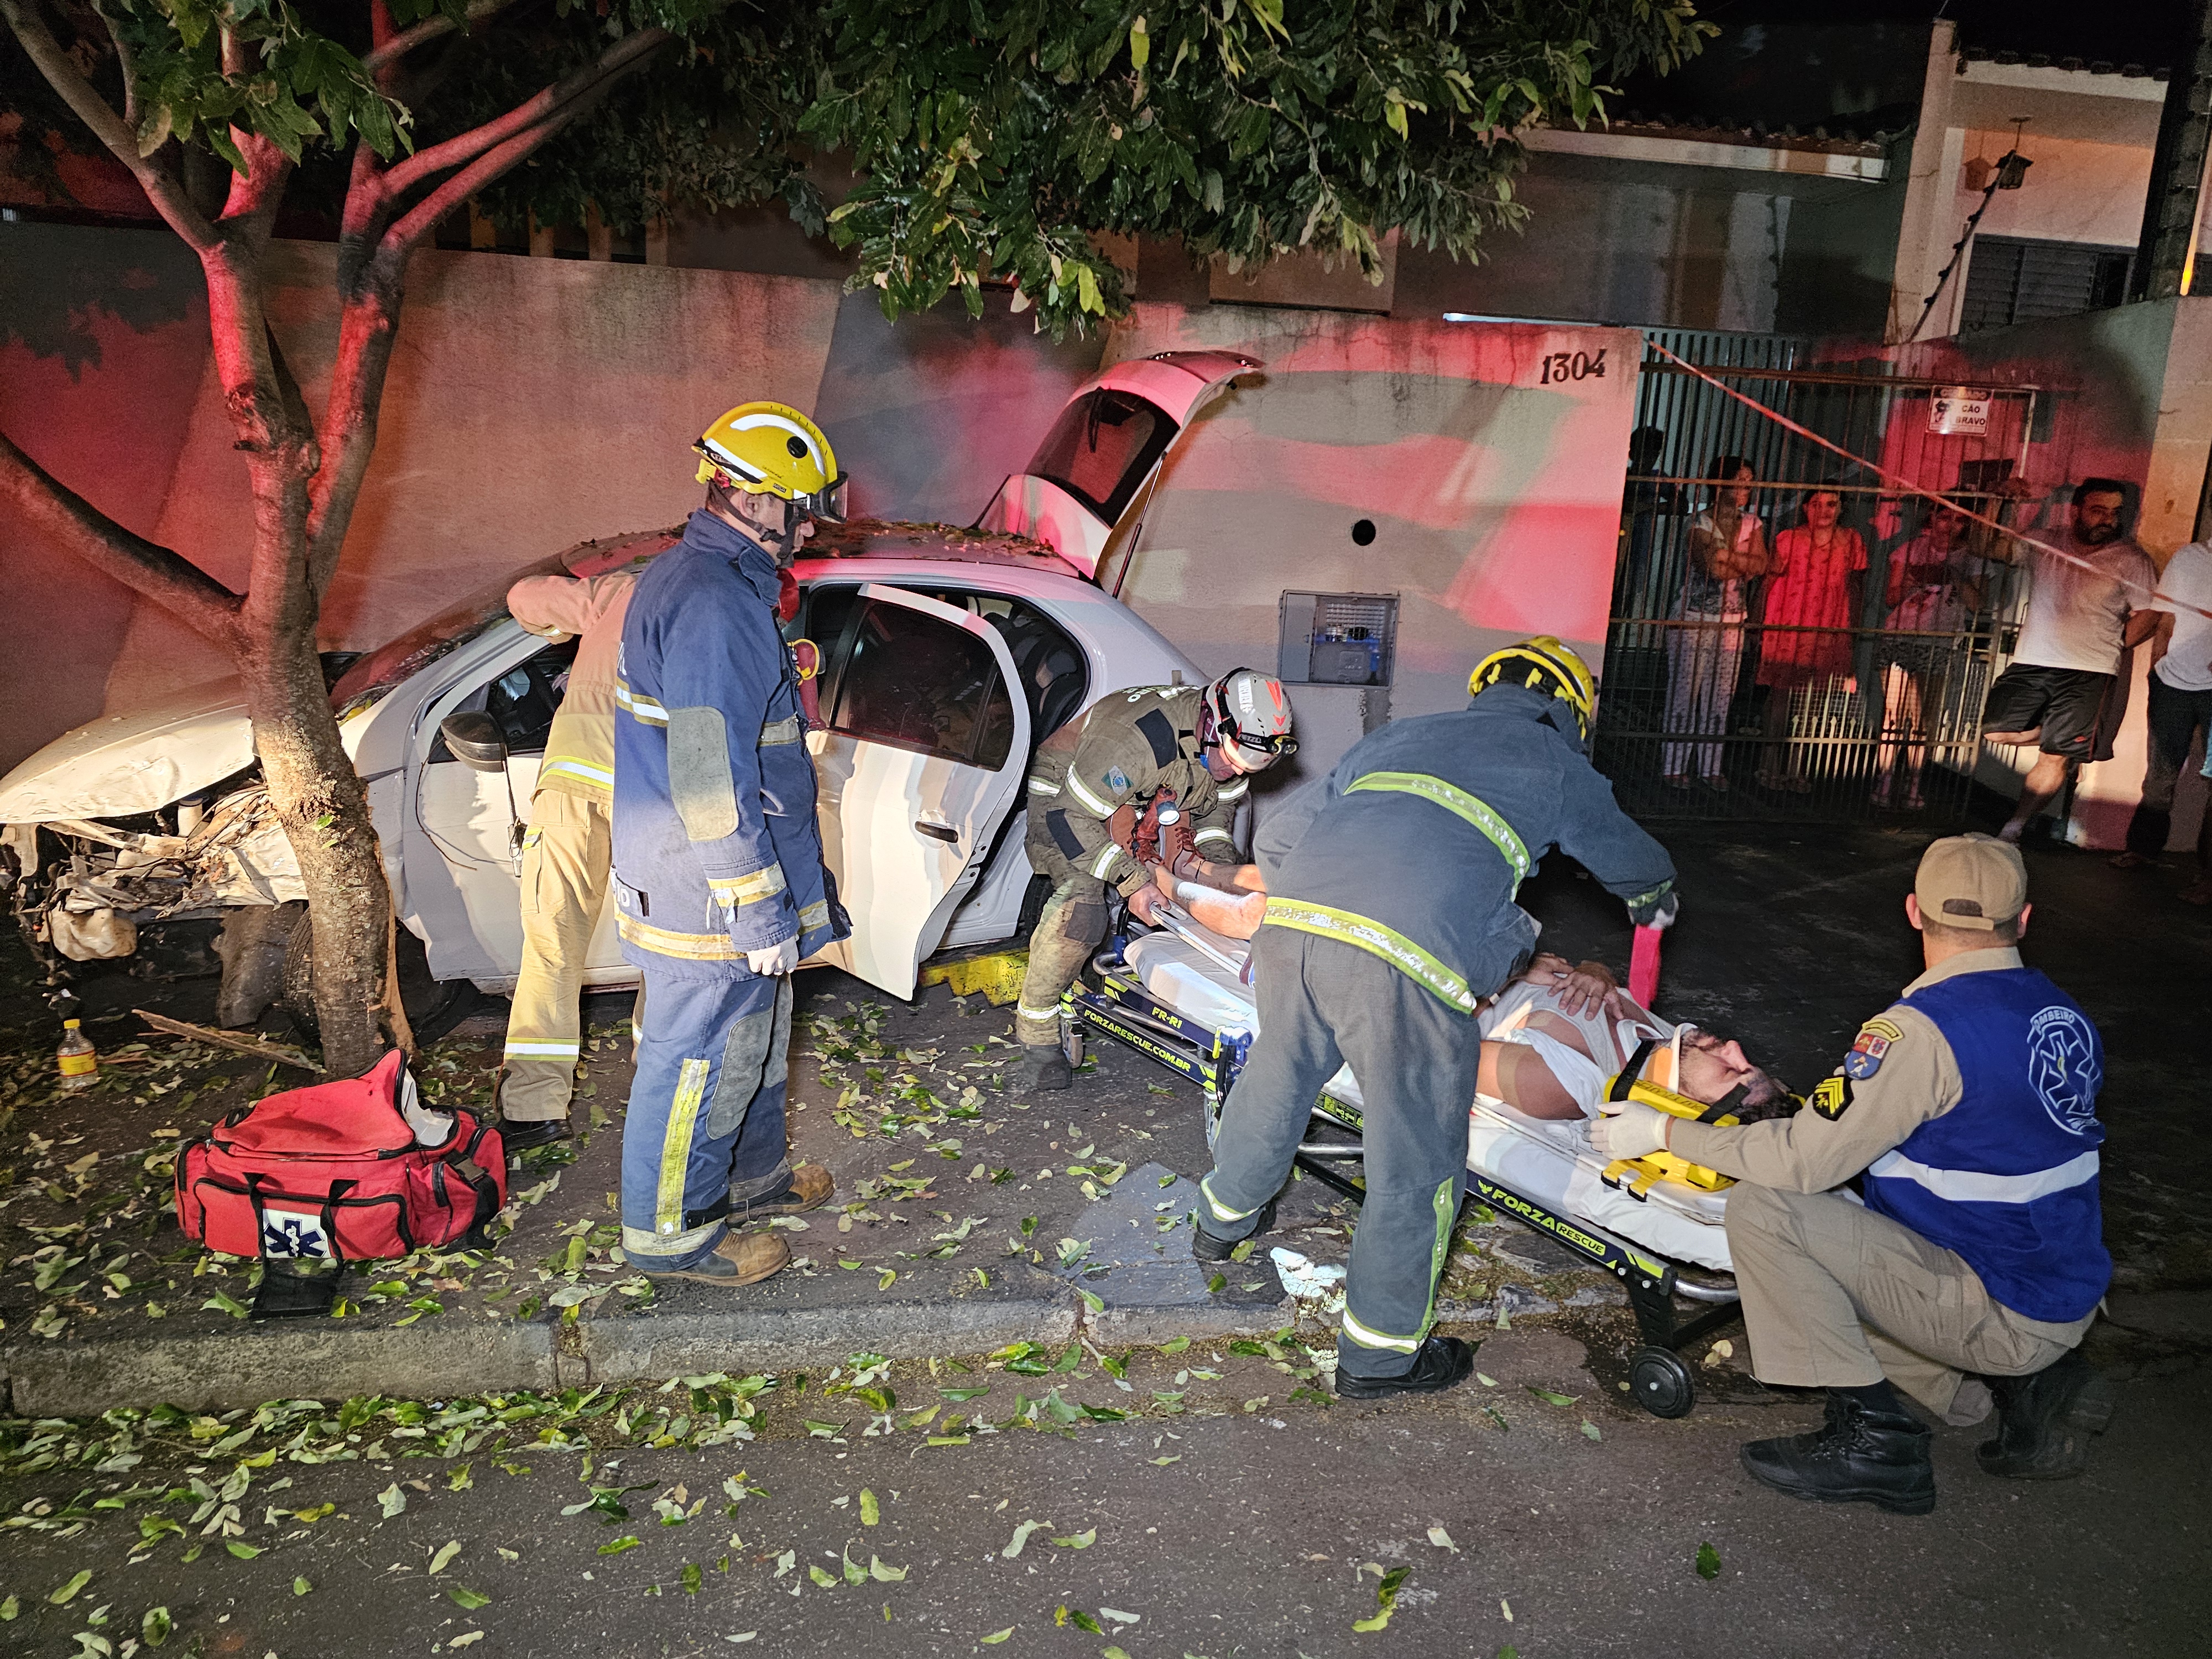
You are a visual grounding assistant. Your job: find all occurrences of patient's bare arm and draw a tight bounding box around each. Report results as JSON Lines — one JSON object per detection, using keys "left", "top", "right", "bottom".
{"left": 1149, "top": 863, "right": 1268, "bottom": 940}
{"left": 1165, "top": 849, "right": 1268, "bottom": 894}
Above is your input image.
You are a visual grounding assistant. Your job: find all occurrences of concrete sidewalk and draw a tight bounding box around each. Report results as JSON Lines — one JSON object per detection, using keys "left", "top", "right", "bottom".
{"left": 3, "top": 818, "right": 2206, "bottom": 1414}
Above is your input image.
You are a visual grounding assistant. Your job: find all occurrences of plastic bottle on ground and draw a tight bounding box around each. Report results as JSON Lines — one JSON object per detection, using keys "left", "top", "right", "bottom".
{"left": 56, "top": 1019, "right": 98, "bottom": 1091}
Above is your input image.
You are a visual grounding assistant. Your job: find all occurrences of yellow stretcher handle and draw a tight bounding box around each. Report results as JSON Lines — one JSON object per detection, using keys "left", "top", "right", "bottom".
{"left": 1599, "top": 1071, "right": 1738, "bottom": 1193}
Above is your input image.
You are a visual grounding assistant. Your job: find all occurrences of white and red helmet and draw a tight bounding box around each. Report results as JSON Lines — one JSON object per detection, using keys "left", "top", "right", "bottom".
{"left": 1201, "top": 668, "right": 1295, "bottom": 770}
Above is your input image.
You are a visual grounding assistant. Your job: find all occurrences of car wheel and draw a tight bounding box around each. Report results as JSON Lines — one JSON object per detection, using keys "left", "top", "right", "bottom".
{"left": 281, "top": 909, "right": 477, "bottom": 1046}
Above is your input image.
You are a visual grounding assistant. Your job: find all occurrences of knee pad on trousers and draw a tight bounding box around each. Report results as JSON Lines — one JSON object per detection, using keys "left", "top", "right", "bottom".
{"left": 1057, "top": 895, "right": 1108, "bottom": 945}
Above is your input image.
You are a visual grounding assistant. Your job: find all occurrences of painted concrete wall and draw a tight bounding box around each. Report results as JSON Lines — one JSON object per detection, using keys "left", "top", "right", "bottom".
{"left": 1962, "top": 132, "right": 2154, "bottom": 251}
{"left": 1098, "top": 304, "right": 1640, "bottom": 804}
{"left": 0, "top": 220, "right": 1100, "bottom": 774}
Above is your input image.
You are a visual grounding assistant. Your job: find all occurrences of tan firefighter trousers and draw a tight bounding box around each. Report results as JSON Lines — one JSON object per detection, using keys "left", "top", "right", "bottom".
{"left": 497, "top": 789, "right": 612, "bottom": 1123}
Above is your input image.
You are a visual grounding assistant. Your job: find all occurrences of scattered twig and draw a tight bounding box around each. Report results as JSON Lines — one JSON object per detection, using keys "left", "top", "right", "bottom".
{"left": 133, "top": 1009, "right": 325, "bottom": 1073}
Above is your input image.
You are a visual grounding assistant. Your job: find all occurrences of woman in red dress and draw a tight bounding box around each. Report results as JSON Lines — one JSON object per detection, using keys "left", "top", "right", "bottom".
{"left": 1755, "top": 487, "right": 1867, "bottom": 791}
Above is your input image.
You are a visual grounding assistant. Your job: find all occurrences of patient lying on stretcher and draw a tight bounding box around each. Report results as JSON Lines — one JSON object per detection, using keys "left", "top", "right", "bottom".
{"left": 1144, "top": 857, "right": 1791, "bottom": 1125}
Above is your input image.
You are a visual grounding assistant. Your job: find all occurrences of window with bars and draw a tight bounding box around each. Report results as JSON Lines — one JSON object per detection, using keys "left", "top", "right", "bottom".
{"left": 1960, "top": 236, "right": 2133, "bottom": 332}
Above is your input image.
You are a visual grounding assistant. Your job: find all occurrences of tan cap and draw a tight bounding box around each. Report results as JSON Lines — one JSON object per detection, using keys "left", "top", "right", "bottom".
{"left": 1915, "top": 833, "right": 2027, "bottom": 930}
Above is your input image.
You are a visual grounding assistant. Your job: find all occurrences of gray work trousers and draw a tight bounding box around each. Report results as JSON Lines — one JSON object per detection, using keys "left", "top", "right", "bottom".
{"left": 1725, "top": 1183, "right": 2093, "bottom": 1423}
{"left": 1015, "top": 839, "right": 1112, "bottom": 1048}
{"left": 1198, "top": 925, "right": 1481, "bottom": 1380}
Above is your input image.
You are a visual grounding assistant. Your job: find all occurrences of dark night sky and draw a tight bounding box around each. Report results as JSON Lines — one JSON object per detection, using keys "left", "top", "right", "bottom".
{"left": 1687, "top": 1, "right": 2197, "bottom": 69}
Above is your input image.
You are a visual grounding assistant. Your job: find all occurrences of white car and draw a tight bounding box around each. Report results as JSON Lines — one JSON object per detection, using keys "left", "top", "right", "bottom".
{"left": 0, "top": 349, "right": 1261, "bottom": 1022}
{"left": 0, "top": 524, "right": 1207, "bottom": 1021}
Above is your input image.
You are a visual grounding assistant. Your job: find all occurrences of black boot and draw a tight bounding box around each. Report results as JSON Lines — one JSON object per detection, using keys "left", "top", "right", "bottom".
{"left": 1191, "top": 1196, "right": 1277, "bottom": 1262}
{"left": 498, "top": 1118, "right": 572, "bottom": 1152}
{"left": 1335, "top": 1336, "right": 1477, "bottom": 1400}
{"left": 1976, "top": 1351, "right": 2114, "bottom": 1480}
{"left": 1005, "top": 1043, "right": 1072, "bottom": 1092}
{"left": 1740, "top": 1391, "right": 1936, "bottom": 1515}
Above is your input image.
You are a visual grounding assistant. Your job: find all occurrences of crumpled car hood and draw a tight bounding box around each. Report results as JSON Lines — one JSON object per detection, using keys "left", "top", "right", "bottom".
{"left": 0, "top": 677, "right": 254, "bottom": 822}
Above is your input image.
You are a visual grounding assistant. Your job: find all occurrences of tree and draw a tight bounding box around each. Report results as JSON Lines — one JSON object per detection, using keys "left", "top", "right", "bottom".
{"left": 0, "top": 0, "right": 1703, "bottom": 1075}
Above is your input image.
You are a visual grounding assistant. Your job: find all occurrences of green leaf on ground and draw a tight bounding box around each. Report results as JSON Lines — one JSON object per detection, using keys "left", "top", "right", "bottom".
{"left": 682, "top": 1563, "right": 703, "bottom": 1595}
{"left": 980, "top": 1632, "right": 1014, "bottom": 1646}
{"left": 1582, "top": 1420, "right": 1603, "bottom": 1441}
{"left": 1159, "top": 1335, "right": 1191, "bottom": 1353}
{"left": 1001, "top": 1519, "right": 1047, "bottom": 1558}
{"left": 429, "top": 1541, "right": 462, "bottom": 1575}
{"left": 859, "top": 1489, "right": 880, "bottom": 1526}
{"left": 868, "top": 1555, "right": 907, "bottom": 1583}
{"left": 1206, "top": 1273, "right": 1226, "bottom": 1293}
{"left": 1527, "top": 1386, "right": 1578, "bottom": 1406}
{"left": 50, "top": 1572, "right": 92, "bottom": 1605}
{"left": 807, "top": 1564, "right": 839, "bottom": 1588}
{"left": 377, "top": 1483, "right": 406, "bottom": 1518}
{"left": 1696, "top": 1541, "right": 1723, "bottom": 1580}
{"left": 202, "top": 1291, "right": 249, "bottom": 1319}
{"left": 447, "top": 1585, "right": 492, "bottom": 1610}
{"left": 293, "top": 1577, "right": 312, "bottom": 1596}
{"left": 1052, "top": 1528, "right": 1096, "bottom": 1550}
{"left": 1428, "top": 1525, "right": 1458, "bottom": 1552}
{"left": 841, "top": 1548, "right": 867, "bottom": 1586}
{"left": 1353, "top": 1564, "right": 1410, "bottom": 1631}
{"left": 140, "top": 1608, "right": 170, "bottom": 1646}
{"left": 223, "top": 1542, "right": 260, "bottom": 1560}
{"left": 598, "top": 1536, "right": 641, "bottom": 1556}
{"left": 0, "top": 1595, "right": 15, "bottom": 1622}
{"left": 1057, "top": 1606, "right": 1105, "bottom": 1634}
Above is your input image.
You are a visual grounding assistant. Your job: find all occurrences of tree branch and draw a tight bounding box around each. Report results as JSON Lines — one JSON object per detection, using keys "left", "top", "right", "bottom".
{"left": 0, "top": 0, "right": 220, "bottom": 251}
{"left": 378, "top": 25, "right": 671, "bottom": 201}
{"left": 360, "top": 0, "right": 523, "bottom": 74}
{"left": 217, "top": 129, "right": 294, "bottom": 244}
{"left": 0, "top": 430, "right": 243, "bottom": 647}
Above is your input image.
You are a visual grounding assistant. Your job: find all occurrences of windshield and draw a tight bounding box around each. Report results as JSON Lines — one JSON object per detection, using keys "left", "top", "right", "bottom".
{"left": 330, "top": 552, "right": 569, "bottom": 714}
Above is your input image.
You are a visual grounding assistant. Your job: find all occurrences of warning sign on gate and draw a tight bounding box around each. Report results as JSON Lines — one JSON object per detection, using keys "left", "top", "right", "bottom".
{"left": 1928, "top": 387, "right": 1993, "bottom": 436}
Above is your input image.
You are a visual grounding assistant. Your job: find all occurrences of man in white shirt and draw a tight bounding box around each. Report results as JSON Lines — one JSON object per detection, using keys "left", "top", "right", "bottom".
{"left": 2116, "top": 539, "right": 2212, "bottom": 898}
{"left": 1980, "top": 479, "right": 2158, "bottom": 842}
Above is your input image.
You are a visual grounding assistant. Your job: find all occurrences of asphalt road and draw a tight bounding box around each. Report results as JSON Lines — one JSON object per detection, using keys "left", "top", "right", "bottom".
{"left": 2, "top": 1327, "right": 2202, "bottom": 1658}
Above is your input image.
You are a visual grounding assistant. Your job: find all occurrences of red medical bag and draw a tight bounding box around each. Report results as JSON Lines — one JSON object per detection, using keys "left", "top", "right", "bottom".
{"left": 175, "top": 1048, "right": 507, "bottom": 1264}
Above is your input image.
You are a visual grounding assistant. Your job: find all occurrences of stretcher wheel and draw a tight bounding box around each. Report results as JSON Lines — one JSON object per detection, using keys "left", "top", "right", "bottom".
{"left": 1628, "top": 1346, "right": 1696, "bottom": 1419}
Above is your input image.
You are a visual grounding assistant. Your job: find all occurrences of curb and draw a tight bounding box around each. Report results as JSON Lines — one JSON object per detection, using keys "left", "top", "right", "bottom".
{"left": 4, "top": 1322, "right": 556, "bottom": 1417}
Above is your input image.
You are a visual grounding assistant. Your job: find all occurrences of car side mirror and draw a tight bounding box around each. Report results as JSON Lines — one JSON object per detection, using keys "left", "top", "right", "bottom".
{"left": 440, "top": 711, "right": 510, "bottom": 772}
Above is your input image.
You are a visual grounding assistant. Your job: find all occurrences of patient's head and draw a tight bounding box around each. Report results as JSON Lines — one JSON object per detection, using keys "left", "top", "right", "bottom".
{"left": 1676, "top": 1031, "right": 1792, "bottom": 1121}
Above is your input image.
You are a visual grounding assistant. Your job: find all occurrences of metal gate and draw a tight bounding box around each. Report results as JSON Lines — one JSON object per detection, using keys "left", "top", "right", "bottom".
{"left": 1597, "top": 336, "right": 2041, "bottom": 823}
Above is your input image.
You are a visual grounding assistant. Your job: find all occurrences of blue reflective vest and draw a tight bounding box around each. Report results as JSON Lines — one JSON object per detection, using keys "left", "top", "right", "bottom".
{"left": 611, "top": 511, "right": 848, "bottom": 979}
{"left": 1863, "top": 967, "right": 2109, "bottom": 1323}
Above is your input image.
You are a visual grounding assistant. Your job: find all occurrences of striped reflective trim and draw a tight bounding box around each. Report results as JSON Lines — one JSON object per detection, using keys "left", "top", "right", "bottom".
{"left": 1417, "top": 1175, "right": 1455, "bottom": 1335}
{"left": 1015, "top": 1001, "right": 1063, "bottom": 1024}
{"left": 1261, "top": 897, "right": 1475, "bottom": 1013}
{"left": 619, "top": 914, "right": 743, "bottom": 961}
{"left": 616, "top": 681, "right": 670, "bottom": 726}
{"left": 540, "top": 756, "right": 615, "bottom": 792}
{"left": 1026, "top": 775, "right": 1062, "bottom": 796}
{"left": 799, "top": 900, "right": 831, "bottom": 931}
{"left": 1088, "top": 842, "right": 1129, "bottom": 881}
{"left": 1193, "top": 826, "right": 1234, "bottom": 848}
{"left": 760, "top": 714, "right": 804, "bottom": 746}
{"left": 1344, "top": 771, "right": 1531, "bottom": 887}
{"left": 1200, "top": 1172, "right": 1264, "bottom": 1224}
{"left": 1866, "top": 1147, "right": 2100, "bottom": 1205}
{"left": 1340, "top": 1308, "right": 1423, "bottom": 1354}
{"left": 503, "top": 1039, "right": 581, "bottom": 1060}
{"left": 1214, "top": 778, "right": 1249, "bottom": 802}
{"left": 708, "top": 864, "right": 788, "bottom": 906}
{"left": 1063, "top": 766, "right": 1118, "bottom": 817}
{"left": 655, "top": 1057, "right": 712, "bottom": 1235}
{"left": 624, "top": 1220, "right": 720, "bottom": 1259}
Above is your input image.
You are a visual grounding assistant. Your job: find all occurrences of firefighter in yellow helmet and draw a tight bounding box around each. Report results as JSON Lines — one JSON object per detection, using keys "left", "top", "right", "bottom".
{"left": 1191, "top": 635, "right": 1678, "bottom": 1400}
{"left": 606, "top": 401, "right": 852, "bottom": 1290}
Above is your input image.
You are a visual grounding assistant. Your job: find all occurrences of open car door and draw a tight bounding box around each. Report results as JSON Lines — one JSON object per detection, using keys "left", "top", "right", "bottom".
{"left": 978, "top": 350, "right": 1258, "bottom": 578}
{"left": 804, "top": 582, "right": 1031, "bottom": 998}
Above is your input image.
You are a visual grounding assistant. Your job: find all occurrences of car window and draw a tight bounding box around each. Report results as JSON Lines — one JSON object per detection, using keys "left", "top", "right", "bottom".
{"left": 901, "top": 589, "right": 1089, "bottom": 741}
{"left": 425, "top": 638, "right": 578, "bottom": 762}
{"left": 829, "top": 597, "right": 1014, "bottom": 769}
{"left": 1025, "top": 389, "right": 1176, "bottom": 521}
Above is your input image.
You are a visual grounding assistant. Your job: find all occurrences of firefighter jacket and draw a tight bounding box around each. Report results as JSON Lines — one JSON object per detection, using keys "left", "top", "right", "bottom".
{"left": 1025, "top": 686, "right": 1241, "bottom": 896}
{"left": 611, "top": 511, "right": 849, "bottom": 977}
{"left": 507, "top": 569, "right": 635, "bottom": 803}
{"left": 1262, "top": 684, "right": 1676, "bottom": 1014}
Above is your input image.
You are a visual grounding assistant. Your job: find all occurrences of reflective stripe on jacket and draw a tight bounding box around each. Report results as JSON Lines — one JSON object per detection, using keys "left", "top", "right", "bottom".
{"left": 1024, "top": 686, "right": 1238, "bottom": 895}
{"left": 611, "top": 512, "right": 848, "bottom": 975}
{"left": 507, "top": 571, "right": 635, "bottom": 803}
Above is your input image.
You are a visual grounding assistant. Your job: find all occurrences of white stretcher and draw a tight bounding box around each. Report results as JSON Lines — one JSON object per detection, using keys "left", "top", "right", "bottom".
{"left": 1066, "top": 917, "right": 1742, "bottom": 1417}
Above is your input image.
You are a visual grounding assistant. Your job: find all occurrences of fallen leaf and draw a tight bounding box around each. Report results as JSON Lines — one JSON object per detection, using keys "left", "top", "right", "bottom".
{"left": 599, "top": 1536, "right": 642, "bottom": 1556}
{"left": 1477, "top": 1372, "right": 1498, "bottom": 1387}
{"left": 868, "top": 1554, "right": 907, "bottom": 1583}
{"left": 1053, "top": 1528, "right": 1097, "bottom": 1550}
{"left": 377, "top": 1483, "right": 406, "bottom": 1518}
{"left": 682, "top": 1563, "right": 703, "bottom": 1595}
{"left": 1353, "top": 1566, "right": 1409, "bottom": 1632}
{"left": 808, "top": 1563, "right": 839, "bottom": 1588}
{"left": 1581, "top": 1420, "right": 1603, "bottom": 1441}
{"left": 1502, "top": 1596, "right": 1514, "bottom": 1621}
{"left": 859, "top": 1489, "right": 880, "bottom": 1526}
{"left": 224, "top": 1541, "right": 261, "bottom": 1559}
{"left": 1526, "top": 1386, "right": 1578, "bottom": 1407}
{"left": 1696, "top": 1541, "right": 1723, "bottom": 1580}
{"left": 140, "top": 1608, "right": 170, "bottom": 1646}
{"left": 447, "top": 1585, "right": 492, "bottom": 1610}
{"left": 293, "top": 1576, "right": 312, "bottom": 1596}
{"left": 1428, "top": 1525, "right": 1458, "bottom": 1552}
{"left": 1099, "top": 1608, "right": 1140, "bottom": 1624}
{"left": 979, "top": 1632, "right": 1014, "bottom": 1646}
{"left": 428, "top": 1540, "right": 462, "bottom": 1575}
{"left": 1001, "top": 1519, "right": 1047, "bottom": 1558}
{"left": 50, "top": 1571, "right": 92, "bottom": 1605}
{"left": 449, "top": 1635, "right": 484, "bottom": 1649}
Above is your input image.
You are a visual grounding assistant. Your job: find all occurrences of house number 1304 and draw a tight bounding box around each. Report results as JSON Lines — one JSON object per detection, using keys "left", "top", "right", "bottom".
{"left": 1538, "top": 349, "right": 1606, "bottom": 384}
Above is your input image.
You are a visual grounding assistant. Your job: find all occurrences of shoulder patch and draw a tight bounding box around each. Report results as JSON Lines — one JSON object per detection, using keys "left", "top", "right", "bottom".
{"left": 1104, "top": 764, "right": 1131, "bottom": 794}
{"left": 1811, "top": 1073, "right": 1854, "bottom": 1120}
{"left": 1134, "top": 708, "right": 1180, "bottom": 768}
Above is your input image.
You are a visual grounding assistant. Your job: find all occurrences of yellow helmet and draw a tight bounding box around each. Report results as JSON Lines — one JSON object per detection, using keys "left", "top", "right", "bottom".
{"left": 1468, "top": 635, "right": 1597, "bottom": 739}
{"left": 692, "top": 401, "right": 848, "bottom": 522}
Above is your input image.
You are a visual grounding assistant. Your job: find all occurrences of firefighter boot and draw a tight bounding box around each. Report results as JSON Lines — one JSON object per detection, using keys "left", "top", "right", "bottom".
{"left": 1740, "top": 1391, "right": 1936, "bottom": 1515}
{"left": 1334, "top": 1336, "right": 1477, "bottom": 1400}
{"left": 1006, "top": 1044, "right": 1072, "bottom": 1093}
{"left": 1976, "top": 1350, "right": 2114, "bottom": 1480}
{"left": 1191, "top": 1195, "right": 1277, "bottom": 1262}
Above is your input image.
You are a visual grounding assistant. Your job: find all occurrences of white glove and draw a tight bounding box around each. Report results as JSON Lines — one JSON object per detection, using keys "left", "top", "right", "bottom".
{"left": 746, "top": 936, "right": 800, "bottom": 977}
{"left": 1590, "top": 1102, "right": 1669, "bottom": 1159}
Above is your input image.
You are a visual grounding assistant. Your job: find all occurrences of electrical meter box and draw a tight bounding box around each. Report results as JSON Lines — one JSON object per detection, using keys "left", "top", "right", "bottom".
{"left": 1277, "top": 591, "right": 1398, "bottom": 687}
